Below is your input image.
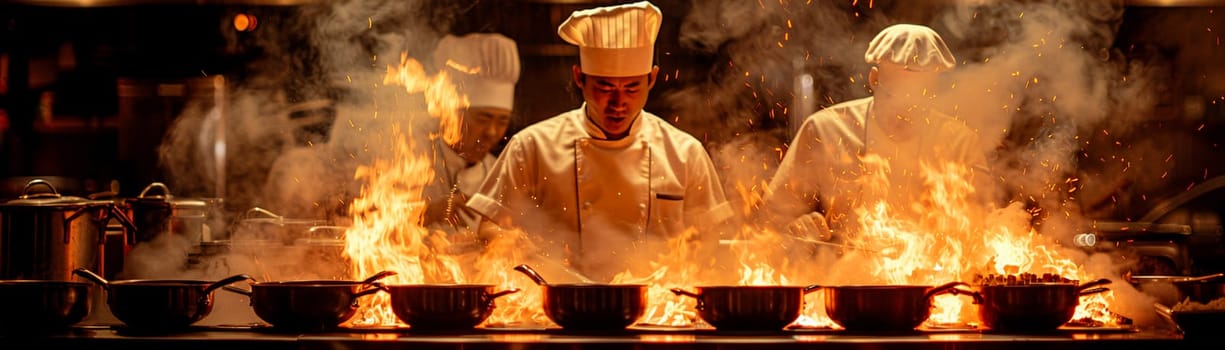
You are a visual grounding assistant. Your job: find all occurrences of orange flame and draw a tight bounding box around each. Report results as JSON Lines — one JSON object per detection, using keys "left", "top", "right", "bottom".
{"left": 609, "top": 228, "right": 703, "bottom": 327}
{"left": 838, "top": 154, "right": 1115, "bottom": 327}
{"left": 339, "top": 52, "right": 1114, "bottom": 330}
{"left": 342, "top": 53, "right": 471, "bottom": 326}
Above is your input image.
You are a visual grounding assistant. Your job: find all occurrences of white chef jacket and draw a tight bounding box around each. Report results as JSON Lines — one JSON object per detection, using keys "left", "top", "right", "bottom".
{"left": 423, "top": 139, "right": 496, "bottom": 234}
{"left": 467, "top": 105, "right": 734, "bottom": 275}
{"left": 764, "top": 97, "right": 986, "bottom": 232}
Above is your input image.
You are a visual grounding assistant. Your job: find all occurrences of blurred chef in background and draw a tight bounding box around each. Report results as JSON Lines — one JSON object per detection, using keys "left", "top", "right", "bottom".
{"left": 761, "top": 24, "right": 987, "bottom": 241}
{"left": 263, "top": 33, "right": 520, "bottom": 233}
{"left": 421, "top": 33, "right": 520, "bottom": 234}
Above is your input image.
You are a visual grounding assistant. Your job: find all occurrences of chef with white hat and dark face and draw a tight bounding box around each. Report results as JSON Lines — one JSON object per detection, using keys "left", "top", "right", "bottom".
{"left": 466, "top": 1, "right": 733, "bottom": 280}
{"left": 762, "top": 24, "right": 988, "bottom": 241}
{"left": 421, "top": 33, "right": 520, "bottom": 234}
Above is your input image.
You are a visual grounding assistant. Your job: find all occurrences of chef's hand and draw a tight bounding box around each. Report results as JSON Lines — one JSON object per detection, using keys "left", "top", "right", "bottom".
{"left": 423, "top": 191, "right": 470, "bottom": 227}
{"left": 785, "top": 211, "right": 832, "bottom": 242}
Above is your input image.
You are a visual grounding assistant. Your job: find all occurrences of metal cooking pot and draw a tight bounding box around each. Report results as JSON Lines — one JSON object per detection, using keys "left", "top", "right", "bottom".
{"left": 671, "top": 285, "right": 820, "bottom": 330}
{"left": 1128, "top": 273, "right": 1225, "bottom": 307}
{"left": 223, "top": 271, "right": 395, "bottom": 330}
{"left": 815, "top": 282, "right": 968, "bottom": 331}
{"left": 384, "top": 284, "right": 519, "bottom": 329}
{"left": 73, "top": 268, "right": 250, "bottom": 330}
{"left": 514, "top": 264, "right": 646, "bottom": 330}
{"left": 233, "top": 207, "right": 325, "bottom": 243}
{"left": 950, "top": 278, "right": 1111, "bottom": 331}
{"left": 1, "top": 180, "right": 133, "bottom": 280}
{"left": 123, "top": 183, "right": 212, "bottom": 246}
{"left": 0, "top": 280, "right": 91, "bottom": 332}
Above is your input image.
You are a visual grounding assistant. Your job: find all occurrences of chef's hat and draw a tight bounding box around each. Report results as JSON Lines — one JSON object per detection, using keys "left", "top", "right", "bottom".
{"left": 558, "top": 1, "right": 661, "bottom": 77}
{"left": 864, "top": 24, "right": 956, "bottom": 72}
{"left": 433, "top": 33, "right": 521, "bottom": 110}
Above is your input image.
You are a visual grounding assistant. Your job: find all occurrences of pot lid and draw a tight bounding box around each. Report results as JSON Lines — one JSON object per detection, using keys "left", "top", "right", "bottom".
{"left": 1, "top": 179, "right": 90, "bottom": 207}
{"left": 127, "top": 182, "right": 207, "bottom": 208}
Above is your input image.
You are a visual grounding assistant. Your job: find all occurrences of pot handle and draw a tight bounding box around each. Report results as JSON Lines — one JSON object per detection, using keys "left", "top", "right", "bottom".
{"left": 243, "top": 207, "right": 284, "bottom": 222}
{"left": 106, "top": 204, "right": 138, "bottom": 247}
{"left": 353, "top": 282, "right": 388, "bottom": 298}
{"left": 138, "top": 182, "right": 172, "bottom": 198}
{"left": 72, "top": 268, "right": 110, "bottom": 290}
{"left": 1078, "top": 287, "right": 1111, "bottom": 296}
{"left": 359, "top": 271, "right": 398, "bottom": 285}
{"left": 63, "top": 206, "right": 95, "bottom": 244}
{"left": 307, "top": 226, "right": 348, "bottom": 240}
{"left": 203, "top": 274, "right": 253, "bottom": 296}
{"left": 802, "top": 284, "right": 823, "bottom": 294}
{"left": 1077, "top": 278, "right": 1112, "bottom": 292}
{"left": 924, "top": 282, "right": 972, "bottom": 299}
{"left": 19, "top": 179, "right": 60, "bottom": 199}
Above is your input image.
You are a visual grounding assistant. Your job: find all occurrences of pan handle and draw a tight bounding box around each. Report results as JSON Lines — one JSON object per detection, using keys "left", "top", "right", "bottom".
{"left": 487, "top": 288, "right": 520, "bottom": 300}
{"left": 1076, "top": 278, "right": 1112, "bottom": 292}
{"left": 1078, "top": 287, "right": 1110, "bottom": 296}
{"left": 353, "top": 282, "right": 388, "bottom": 298}
{"left": 802, "top": 285, "right": 823, "bottom": 294}
{"left": 203, "top": 274, "right": 253, "bottom": 296}
{"left": 483, "top": 288, "right": 521, "bottom": 307}
{"left": 222, "top": 285, "right": 253, "bottom": 297}
{"left": 670, "top": 288, "right": 700, "bottom": 299}
{"left": 944, "top": 285, "right": 984, "bottom": 304}
{"left": 1152, "top": 302, "right": 1184, "bottom": 335}
{"left": 513, "top": 264, "right": 550, "bottom": 286}
{"left": 359, "top": 271, "right": 398, "bottom": 285}
{"left": 669, "top": 288, "right": 705, "bottom": 310}
{"left": 924, "top": 282, "right": 972, "bottom": 299}
{"left": 72, "top": 268, "right": 110, "bottom": 290}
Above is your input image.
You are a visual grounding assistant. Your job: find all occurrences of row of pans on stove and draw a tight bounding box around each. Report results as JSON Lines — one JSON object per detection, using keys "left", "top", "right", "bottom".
{"left": 0, "top": 264, "right": 1111, "bottom": 333}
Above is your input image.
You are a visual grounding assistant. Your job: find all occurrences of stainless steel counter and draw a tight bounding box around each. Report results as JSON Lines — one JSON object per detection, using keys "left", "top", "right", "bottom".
{"left": 4, "top": 325, "right": 1220, "bottom": 350}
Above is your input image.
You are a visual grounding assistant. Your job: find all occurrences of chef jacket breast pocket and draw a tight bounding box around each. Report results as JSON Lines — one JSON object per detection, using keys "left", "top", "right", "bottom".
{"left": 649, "top": 192, "right": 686, "bottom": 235}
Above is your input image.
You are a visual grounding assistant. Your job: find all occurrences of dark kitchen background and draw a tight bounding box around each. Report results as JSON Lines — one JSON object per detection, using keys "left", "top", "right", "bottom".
{"left": 2, "top": 0, "right": 1224, "bottom": 272}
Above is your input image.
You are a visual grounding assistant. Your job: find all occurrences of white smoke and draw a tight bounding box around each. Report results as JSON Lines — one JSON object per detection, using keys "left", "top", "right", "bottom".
{"left": 145, "top": 0, "right": 454, "bottom": 325}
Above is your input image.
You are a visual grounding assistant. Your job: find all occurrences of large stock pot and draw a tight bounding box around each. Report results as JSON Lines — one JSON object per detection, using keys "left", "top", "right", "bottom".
{"left": 1, "top": 179, "right": 131, "bottom": 280}
{"left": 123, "top": 182, "right": 214, "bottom": 246}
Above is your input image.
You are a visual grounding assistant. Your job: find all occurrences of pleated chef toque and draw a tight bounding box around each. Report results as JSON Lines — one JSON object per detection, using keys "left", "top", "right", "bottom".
{"left": 558, "top": 1, "right": 661, "bottom": 77}
{"left": 864, "top": 24, "right": 956, "bottom": 72}
{"left": 433, "top": 33, "right": 521, "bottom": 110}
